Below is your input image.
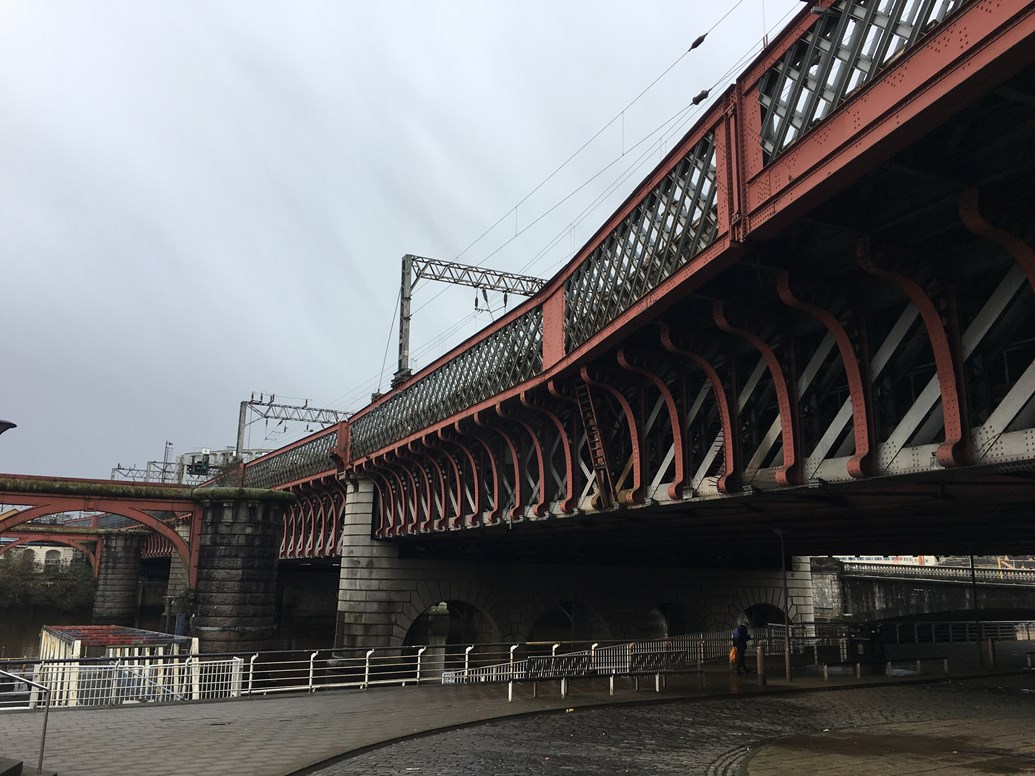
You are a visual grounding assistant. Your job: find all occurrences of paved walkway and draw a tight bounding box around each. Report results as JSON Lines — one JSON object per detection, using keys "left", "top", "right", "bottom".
{"left": 1, "top": 659, "right": 1033, "bottom": 774}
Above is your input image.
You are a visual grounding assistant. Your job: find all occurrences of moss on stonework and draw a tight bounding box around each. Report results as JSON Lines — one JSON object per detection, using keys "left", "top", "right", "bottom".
{"left": 191, "top": 487, "right": 295, "bottom": 504}
{"left": 0, "top": 478, "right": 295, "bottom": 504}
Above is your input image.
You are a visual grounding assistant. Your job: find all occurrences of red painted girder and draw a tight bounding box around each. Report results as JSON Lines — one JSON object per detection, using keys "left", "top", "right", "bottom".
{"left": 580, "top": 366, "right": 643, "bottom": 506}
{"left": 424, "top": 433, "right": 465, "bottom": 530}
{"left": 392, "top": 448, "right": 431, "bottom": 534}
{"left": 714, "top": 301, "right": 803, "bottom": 487}
{"left": 740, "top": 0, "right": 1035, "bottom": 239}
{"left": 407, "top": 441, "right": 447, "bottom": 532}
{"left": 0, "top": 497, "right": 195, "bottom": 584}
{"left": 660, "top": 325, "right": 741, "bottom": 494}
{"left": 497, "top": 403, "right": 549, "bottom": 518}
{"left": 475, "top": 410, "right": 525, "bottom": 521}
{"left": 776, "top": 272, "right": 876, "bottom": 479}
{"left": 454, "top": 420, "right": 500, "bottom": 526}
{"left": 383, "top": 453, "right": 419, "bottom": 535}
{"left": 527, "top": 387, "right": 578, "bottom": 515}
{"left": 858, "top": 240, "right": 972, "bottom": 468}
{"left": 959, "top": 188, "right": 1035, "bottom": 292}
{"left": 617, "top": 348, "right": 685, "bottom": 500}
{"left": 436, "top": 428, "right": 482, "bottom": 527}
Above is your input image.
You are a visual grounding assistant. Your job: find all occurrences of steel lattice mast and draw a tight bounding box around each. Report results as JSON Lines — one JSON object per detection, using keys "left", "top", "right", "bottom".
{"left": 395, "top": 254, "right": 546, "bottom": 386}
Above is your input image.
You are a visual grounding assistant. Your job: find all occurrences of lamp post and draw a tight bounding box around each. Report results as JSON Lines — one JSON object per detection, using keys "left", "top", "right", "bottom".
{"left": 0, "top": 420, "right": 15, "bottom": 437}
{"left": 774, "top": 528, "right": 792, "bottom": 682}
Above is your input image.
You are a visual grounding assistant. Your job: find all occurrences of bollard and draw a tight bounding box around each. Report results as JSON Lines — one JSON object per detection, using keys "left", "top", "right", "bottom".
{"left": 756, "top": 643, "right": 767, "bottom": 686}
{"left": 987, "top": 639, "right": 996, "bottom": 668}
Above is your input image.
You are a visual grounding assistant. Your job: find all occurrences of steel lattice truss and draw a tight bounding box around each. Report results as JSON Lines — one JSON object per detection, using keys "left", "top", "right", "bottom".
{"left": 232, "top": 0, "right": 1035, "bottom": 557}
{"left": 350, "top": 309, "right": 543, "bottom": 460}
{"left": 242, "top": 429, "right": 339, "bottom": 489}
{"left": 564, "top": 135, "right": 718, "bottom": 351}
{"left": 759, "top": 0, "right": 965, "bottom": 161}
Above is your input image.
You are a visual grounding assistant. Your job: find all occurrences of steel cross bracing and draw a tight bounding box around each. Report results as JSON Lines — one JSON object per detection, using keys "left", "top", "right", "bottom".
{"left": 234, "top": 0, "right": 1035, "bottom": 557}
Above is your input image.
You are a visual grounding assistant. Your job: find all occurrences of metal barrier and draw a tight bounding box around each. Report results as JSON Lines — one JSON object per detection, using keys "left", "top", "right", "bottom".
{"left": 0, "top": 667, "right": 50, "bottom": 774}
{"left": 3, "top": 620, "right": 1032, "bottom": 712}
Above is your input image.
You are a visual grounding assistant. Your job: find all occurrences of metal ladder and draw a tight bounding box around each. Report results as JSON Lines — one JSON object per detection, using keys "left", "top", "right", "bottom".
{"left": 575, "top": 382, "right": 615, "bottom": 508}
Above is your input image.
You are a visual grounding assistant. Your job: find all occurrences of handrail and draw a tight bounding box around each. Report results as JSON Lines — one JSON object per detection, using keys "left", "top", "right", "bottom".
{"left": 4, "top": 620, "right": 1031, "bottom": 712}
{"left": 842, "top": 563, "right": 1035, "bottom": 585}
{"left": 0, "top": 667, "right": 50, "bottom": 774}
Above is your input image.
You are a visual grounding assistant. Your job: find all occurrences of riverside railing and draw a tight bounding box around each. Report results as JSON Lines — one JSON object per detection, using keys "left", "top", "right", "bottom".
{"left": 0, "top": 667, "right": 51, "bottom": 774}
{"left": 4, "top": 620, "right": 1033, "bottom": 711}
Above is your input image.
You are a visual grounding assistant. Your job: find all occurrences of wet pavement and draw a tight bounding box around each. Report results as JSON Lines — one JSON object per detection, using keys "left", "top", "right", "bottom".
{"left": 304, "top": 673, "right": 1035, "bottom": 775}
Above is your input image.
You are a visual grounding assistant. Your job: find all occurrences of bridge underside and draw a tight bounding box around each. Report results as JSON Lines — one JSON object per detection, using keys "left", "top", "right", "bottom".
{"left": 397, "top": 466, "right": 1035, "bottom": 568}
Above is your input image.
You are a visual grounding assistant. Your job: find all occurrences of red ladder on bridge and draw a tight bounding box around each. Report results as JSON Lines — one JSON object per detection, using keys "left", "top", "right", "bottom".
{"left": 575, "top": 382, "right": 615, "bottom": 509}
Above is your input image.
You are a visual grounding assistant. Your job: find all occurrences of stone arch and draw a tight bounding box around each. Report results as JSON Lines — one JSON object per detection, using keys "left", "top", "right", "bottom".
{"left": 0, "top": 536, "right": 100, "bottom": 575}
{"left": 724, "top": 581, "right": 801, "bottom": 628}
{"left": 744, "top": 602, "right": 787, "bottom": 628}
{"left": 527, "top": 600, "right": 612, "bottom": 644}
{"left": 403, "top": 601, "right": 502, "bottom": 648}
{"left": 634, "top": 601, "right": 709, "bottom": 639}
{"left": 398, "top": 580, "right": 504, "bottom": 647}
{"left": 44, "top": 549, "right": 61, "bottom": 566}
{"left": 0, "top": 505, "right": 190, "bottom": 579}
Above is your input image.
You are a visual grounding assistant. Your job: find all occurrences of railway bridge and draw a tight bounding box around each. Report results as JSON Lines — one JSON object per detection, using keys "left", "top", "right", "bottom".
{"left": 2, "top": 0, "right": 1033, "bottom": 653}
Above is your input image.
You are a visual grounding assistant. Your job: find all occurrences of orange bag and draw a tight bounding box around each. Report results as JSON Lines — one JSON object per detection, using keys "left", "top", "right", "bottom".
{"left": 729, "top": 646, "right": 738, "bottom": 665}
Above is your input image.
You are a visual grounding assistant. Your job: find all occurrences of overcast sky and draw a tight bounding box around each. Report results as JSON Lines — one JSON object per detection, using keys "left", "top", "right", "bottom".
{"left": 0, "top": 0, "right": 803, "bottom": 480}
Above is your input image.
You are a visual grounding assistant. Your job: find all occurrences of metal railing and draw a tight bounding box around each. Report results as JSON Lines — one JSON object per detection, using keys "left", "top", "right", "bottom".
{"left": 0, "top": 667, "right": 50, "bottom": 774}
{"left": 3, "top": 620, "right": 1032, "bottom": 713}
{"left": 842, "top": 563, "right": 1035, "bottom": 586}
{"left": 878, "top": 620, "right": 1035, "bottom": 644}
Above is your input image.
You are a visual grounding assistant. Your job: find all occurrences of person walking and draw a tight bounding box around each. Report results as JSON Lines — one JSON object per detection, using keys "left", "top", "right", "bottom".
{"left": 732, "top": 623, "right": 751, "bottom": 675}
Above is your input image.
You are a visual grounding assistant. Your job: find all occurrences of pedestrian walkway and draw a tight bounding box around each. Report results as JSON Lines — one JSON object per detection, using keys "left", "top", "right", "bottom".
{"left": 1, "top": 656, "right": 1032, "bottom": 775}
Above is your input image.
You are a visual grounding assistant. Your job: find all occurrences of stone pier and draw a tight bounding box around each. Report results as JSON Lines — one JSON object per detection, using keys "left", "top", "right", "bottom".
{"left": 190, "top": 489, "right": 293, "bottom": 653}
{"left": 92, "top": 532, "right": 146, "bottom": 625}
{"left": 336, "top": 477, "right": 816, "bottom": 650}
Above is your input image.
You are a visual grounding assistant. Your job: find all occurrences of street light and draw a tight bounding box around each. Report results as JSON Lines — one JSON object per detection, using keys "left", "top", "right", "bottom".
{"left": 0, "top": 420, "right": 15, "bottom": 436}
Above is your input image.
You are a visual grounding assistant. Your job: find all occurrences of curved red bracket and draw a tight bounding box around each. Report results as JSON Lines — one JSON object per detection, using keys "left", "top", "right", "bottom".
{"left": 394, "top": 447, "right": 433, "bottom": 534}
{"left": 713, "top": 301, "right": 802, "bottom": 486}
{"left": 526, "top": 387, "right": 578, "bottom": 515}
{"left": 617, "top": 348, "right": 685, "bottom": 500}
{"left": 959, "top": 188, "right": 1035, "bottom": 292}
{"left": 497, "top": 403, "right": 549, "bottom": 518}
{"left": 776, "top": 272, "right": 875, "bottom": 479}
{"left": 454, "top": 420, "right": 501, "bottom": 526}
{"left": 858, "top": 239, "right": 971, "bottom": 467}
{"left": 384, "top": 452, "right": 420, "bottom": 535}
{"left": 437, "top": 428, "right": 482, "bottom": 526}
{"left": 361, "top": 462, "right": 400, "bottom": 538}
{"left": 408, "top": 441, "right": 447, "bottom": 532}
{"left": 425, "top": 433, "right": 464, "bottom": 529}
{"left": 660, "top": 325, "right": 741, "bottom": 493}
{"left": 475, "top": 410, "right": 524, "bottom": 521}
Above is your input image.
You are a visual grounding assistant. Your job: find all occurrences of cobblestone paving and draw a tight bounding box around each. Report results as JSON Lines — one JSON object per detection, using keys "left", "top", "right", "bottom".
{"left": 307, "top": 677, "right": 1035, "bottom": 776}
